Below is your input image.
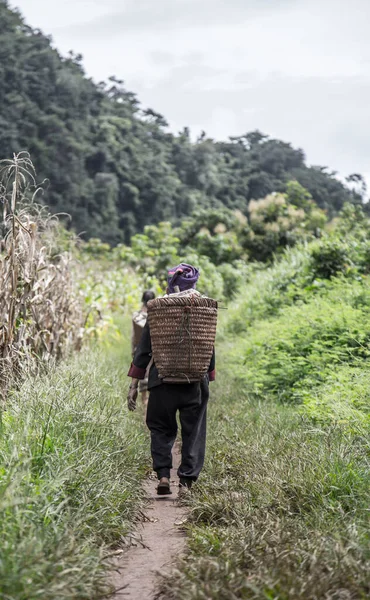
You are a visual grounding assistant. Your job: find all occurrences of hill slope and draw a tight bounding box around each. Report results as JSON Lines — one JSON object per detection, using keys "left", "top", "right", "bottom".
{"left": 0, "top": 1, "right": 362, "bottom": 244}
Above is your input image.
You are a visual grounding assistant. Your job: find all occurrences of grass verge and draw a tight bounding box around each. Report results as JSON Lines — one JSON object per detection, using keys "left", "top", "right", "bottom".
{"left": 0, "top": 326, "right": 150, "bottom": 600}
{"left": 160, "top": 239, "right": 370, "bottom": 600}
{"left": 161, "top": 351, "right": 370, "bottom": 599}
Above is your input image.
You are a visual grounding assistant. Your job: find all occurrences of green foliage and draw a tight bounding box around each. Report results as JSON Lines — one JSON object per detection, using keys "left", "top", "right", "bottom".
{"left": 160, "top": 360, "right": 370, "bottom": 599}
{"left": 77, "top": 250, "right": 161, "bottom": 326}
{"left": 225, "top": 245, "right": 312, "bottom": 334}
{"left": 115, "top": 222, "right": 181, "bottom": 277}
{"left": 309, "top": 238, "right": 353, "bottom": 279}
{"left": 160, "top": 216, "right": 370, "bottom": 598}
{"left": 0, "top": 3, "right": 361, "bottom": 244}
{"left": 223, "top": 212, "right": 370, "bottom": 421}
{"left": 0, "top": 332, "right": 150, "bottom": 599}
{"left": 307, "top": 204, "right": 370, "bottom": 280}
{"left": 243, "top": 186, "right": 327, "bottom": 262}
{"left": 334, "top": 201, "right": 370, "bottom": 236}
{"left": 190, "top": 228, "right": 243, "bottom": 266}
{"left": 285, "top": 179, "right": 313, "bottom": 209}
{"left": 179, "top": 208, "right": 247, "bottom": 265}
{"left": 302, "top": 364, "right": 370, "bottom": 427}
{"left": 237, "top": 279, "right": 370, "bottom": 403}
{"left": 79, "top": 237, "right": 111, "bottom": 258}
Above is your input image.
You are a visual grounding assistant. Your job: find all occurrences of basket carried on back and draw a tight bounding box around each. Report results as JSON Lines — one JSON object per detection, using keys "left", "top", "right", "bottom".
{"left": 147, "top": 293, "right": 218, "bottom": 382}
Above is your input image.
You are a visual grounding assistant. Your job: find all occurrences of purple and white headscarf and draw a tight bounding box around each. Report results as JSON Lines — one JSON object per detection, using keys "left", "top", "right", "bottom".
{"left": 167, "top": 263, "right": 200, "bottom": 293}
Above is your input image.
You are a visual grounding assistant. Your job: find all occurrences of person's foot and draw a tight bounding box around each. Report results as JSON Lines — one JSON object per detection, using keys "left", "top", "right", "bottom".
{"left": 157, "top": 477, "right": 172, "bottom": 495}
{"left": 179, "top": 478, "right": 193, "bottom": 489}
{"left": 178, "top": 478, "right": 193, "bottom": 499}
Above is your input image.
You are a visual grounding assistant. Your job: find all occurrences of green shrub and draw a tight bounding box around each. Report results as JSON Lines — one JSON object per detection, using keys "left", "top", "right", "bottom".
{"left": 224, "top": 245, "right": 313, "bottom": 335}
{"left": 237, "top": 279, "right": 370, "bottom": 403}
{"left": 309, "top": 238, "right": 354, "bottom": 279}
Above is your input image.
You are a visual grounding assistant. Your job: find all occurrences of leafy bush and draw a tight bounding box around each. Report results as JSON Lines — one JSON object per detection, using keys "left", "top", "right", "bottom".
{"left": 243, "top": 183, "right": 327, "bottom": 262}
{"left": 224, "top": 245, "right": 313, "bottom": 335}
{"left": 309, "top": 238, "right": 354, "bottom": 279}
{"left": 237, "top": 279, "right": 370, "bottom": 403}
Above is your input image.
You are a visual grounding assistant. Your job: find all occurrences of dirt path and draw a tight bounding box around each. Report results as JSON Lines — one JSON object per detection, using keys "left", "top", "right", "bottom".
{"left": 110, "top": 448, "right": 187, "bottom": 599}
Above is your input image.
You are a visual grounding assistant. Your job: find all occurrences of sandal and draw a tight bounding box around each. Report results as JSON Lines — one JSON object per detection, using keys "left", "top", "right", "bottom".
{"left": 157, "top": 477, "right": 172, "bottom": 495}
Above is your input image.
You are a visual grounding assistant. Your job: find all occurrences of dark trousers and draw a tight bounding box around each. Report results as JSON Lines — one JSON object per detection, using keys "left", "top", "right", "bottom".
{"left": 146, "top": 380, "right": 209, "bottom": 481}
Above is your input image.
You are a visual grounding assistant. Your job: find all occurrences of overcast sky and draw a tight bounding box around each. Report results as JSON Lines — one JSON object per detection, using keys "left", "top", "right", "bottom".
{"left": 12, "top": 0, "right": 370, "bottom": 186}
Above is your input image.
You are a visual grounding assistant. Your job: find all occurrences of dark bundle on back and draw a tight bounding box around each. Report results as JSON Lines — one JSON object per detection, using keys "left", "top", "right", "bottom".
{"left": 147, "top": 293, "right": 218, "bottom": 382}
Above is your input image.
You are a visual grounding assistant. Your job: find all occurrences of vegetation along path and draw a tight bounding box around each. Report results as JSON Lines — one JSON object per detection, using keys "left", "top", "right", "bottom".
{"left": 158, "top": 244, "right": 370, "bottom": 600}
{"left": 1, "top": 229, "right": 370, "bottom": 599}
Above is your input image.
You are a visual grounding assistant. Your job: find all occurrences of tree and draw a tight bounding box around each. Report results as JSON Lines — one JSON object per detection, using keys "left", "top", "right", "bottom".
{"left": 0, "top": 2, "right": 363, "bottom": 244}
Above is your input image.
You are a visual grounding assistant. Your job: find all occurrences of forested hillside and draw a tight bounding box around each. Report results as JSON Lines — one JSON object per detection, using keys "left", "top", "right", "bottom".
{"left": 0, "top": 1, "right": 363, "bottom": 244}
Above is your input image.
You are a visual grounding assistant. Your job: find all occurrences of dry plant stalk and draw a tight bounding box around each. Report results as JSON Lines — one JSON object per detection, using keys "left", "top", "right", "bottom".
{"left": 0, "top": 153, "right": 84, "bottom": 397}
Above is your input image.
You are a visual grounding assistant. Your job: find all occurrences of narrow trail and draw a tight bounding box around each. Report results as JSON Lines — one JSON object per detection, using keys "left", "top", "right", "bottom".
{"left": 110, "top": 447, "right": 187, "bottom": 599}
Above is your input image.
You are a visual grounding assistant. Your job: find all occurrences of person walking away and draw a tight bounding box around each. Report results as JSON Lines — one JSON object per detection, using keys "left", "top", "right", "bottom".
{"left": 131, "top": 290, "right": 155, "bottom": 407}
{"left": 127, "top": 264, "right": 215, "bottom": 495}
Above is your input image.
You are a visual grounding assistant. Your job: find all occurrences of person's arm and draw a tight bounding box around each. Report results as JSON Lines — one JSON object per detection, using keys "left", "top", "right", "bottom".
{"left": 127, "top": 323, "right": 152, "bottom": 380}
{"left": 127, "top": 324, "right": 152, "bottom": 411}
{"left": 208, "top": 347, "right": 216, "bottom": 381}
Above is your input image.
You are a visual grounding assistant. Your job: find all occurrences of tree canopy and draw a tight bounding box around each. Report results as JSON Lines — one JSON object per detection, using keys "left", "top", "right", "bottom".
{"left": 0, "top": 1, "right": 363, "bottom": 244}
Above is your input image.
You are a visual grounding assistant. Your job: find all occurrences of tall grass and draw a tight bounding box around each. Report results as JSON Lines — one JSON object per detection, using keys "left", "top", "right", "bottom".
{"left": 0, "top": 324, "right": 150, "bottom": 599}
{"left": 234, "top": 277, "right": 370, "bottom": 405}
{"left": 160, "top": 346, "right": 370, "bottom": 600}
{"left": 160, "top": 242, "right": 370, "bottom": 599}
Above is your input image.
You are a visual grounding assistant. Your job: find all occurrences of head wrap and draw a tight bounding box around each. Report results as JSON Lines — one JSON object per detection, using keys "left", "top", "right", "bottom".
{"left": 167, "top": 263, "right": 200, "bottom": 293}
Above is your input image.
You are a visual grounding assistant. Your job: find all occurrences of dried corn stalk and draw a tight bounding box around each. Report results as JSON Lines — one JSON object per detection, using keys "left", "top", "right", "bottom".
{"left": 0, "top": 153, "right": 84, "bottom": 397}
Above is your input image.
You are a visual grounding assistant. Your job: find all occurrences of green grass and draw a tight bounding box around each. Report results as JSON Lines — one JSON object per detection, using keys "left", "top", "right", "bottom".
{"left": 0, "top": 325, "right": 150, "bottom": 600}
{"left": 160, "top": 248, "right": 370, "bottom": 599}
{"left": 3, "top": 236, "right": 370, "bottom": 599}
{"left": 160, "top": 350, "right": 370, "bottom": 599}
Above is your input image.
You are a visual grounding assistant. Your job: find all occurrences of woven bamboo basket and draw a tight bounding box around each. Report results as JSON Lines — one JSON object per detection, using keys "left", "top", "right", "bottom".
{"left": 147, "top": 294, "right": 218, "bottom": 382}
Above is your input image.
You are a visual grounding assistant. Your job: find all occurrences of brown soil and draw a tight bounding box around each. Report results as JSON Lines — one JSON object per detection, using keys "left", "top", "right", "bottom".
{"left": 110, "top": 448, "right": 187, "bottom": 599}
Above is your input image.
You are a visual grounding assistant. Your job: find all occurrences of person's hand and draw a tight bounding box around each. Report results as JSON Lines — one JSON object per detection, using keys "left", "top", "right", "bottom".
{"left": 127, "top": 383, "right": 138, "bottom": 411}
